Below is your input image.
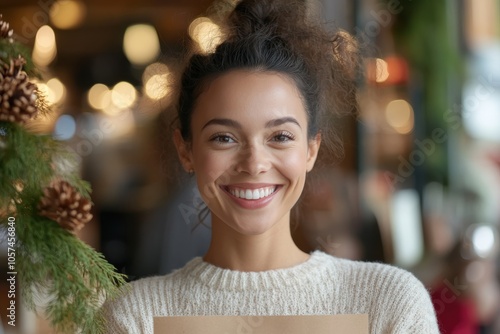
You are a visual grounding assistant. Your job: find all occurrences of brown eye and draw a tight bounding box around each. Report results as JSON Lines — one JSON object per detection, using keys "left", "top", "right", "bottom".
{"left": 210, "top": 134, "right": 236, "bottom": 144}
{"left": 272, "top": 131, "right": 295, "bottom": 143}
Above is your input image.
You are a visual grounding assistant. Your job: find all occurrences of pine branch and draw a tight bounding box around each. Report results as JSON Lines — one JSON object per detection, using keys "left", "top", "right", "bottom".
{"left": 17, "top": 214, "right": 127, "bottom": 334}
{"left": 0, "top": 122, "right": 92, "bottom": 203}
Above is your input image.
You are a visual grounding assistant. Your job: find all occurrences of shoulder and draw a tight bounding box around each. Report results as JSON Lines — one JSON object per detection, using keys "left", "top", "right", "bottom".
{"left": 101, "top": 262, "right": 196, "bottom": 334}
{"left": 101, "top": 275, "right": 169, "bottom": 333}
{"left": 314, "top": 250, "right": 423, "bottom": 288}
{"left": 313, "top": 251, "right": 440, "bottom": 333}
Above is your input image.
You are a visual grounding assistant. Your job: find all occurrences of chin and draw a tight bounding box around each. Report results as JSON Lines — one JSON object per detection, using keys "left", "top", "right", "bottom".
{"left": 225, "top": 215, "right": 283, "bottom": 236}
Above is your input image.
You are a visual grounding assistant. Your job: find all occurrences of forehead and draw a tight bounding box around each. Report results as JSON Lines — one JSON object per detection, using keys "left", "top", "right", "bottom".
{"left": 192, "top": 70, "right": 308, "bottom": 125}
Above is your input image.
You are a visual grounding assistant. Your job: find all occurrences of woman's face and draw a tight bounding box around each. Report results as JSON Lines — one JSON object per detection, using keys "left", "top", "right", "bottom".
{"left": 175, "top": 70, "right": 320, "bottom": 236}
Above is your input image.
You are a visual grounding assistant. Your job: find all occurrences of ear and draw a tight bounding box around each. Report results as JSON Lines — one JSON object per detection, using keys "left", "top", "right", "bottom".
{"left": 306, "top": 132, "right": 321, "bottom": 172}
{"left": 173, "top": 129, "right": 194, "bottom": 172}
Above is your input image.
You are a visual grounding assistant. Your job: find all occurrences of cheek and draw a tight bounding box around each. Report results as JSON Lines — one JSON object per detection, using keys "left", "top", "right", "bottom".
{"left": 279, "top": 147, "right": 309, "bottom": 180}
{"left": 196, "top": 151, "right": 220, "bottom": 178}
{"left": 192, "top": 147, "right": 231, "bottom": 199}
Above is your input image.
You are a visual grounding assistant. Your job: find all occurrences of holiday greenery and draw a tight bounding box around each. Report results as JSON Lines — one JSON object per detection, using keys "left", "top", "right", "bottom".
{"left": 38, "top": 179, "right": 94, "bottom": 233}
{"left": 0, "top": 14, "right": 126, "bottom": 333}
{"left": 0, "top": 56, "right": 38, "bottom": 124}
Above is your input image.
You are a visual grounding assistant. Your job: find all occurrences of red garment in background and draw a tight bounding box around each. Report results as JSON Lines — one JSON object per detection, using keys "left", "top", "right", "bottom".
{"left": 431, "top": 283, "right": 479, "bottom": 334}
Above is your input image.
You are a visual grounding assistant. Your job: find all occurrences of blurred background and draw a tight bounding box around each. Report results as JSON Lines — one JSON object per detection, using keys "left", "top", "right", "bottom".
{"left": 1, "top": 0, "right": 500, "bottom": 333}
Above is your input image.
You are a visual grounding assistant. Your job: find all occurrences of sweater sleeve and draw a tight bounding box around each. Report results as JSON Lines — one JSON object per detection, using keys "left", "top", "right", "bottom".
{"left": 343, "top": 259, "right": 441, "bottom": 334}
{"left": 100, "top": 280, "right": 155, "bottom": 334}
{"left": 382, "top": 268, "right": 440, "bottom": 334}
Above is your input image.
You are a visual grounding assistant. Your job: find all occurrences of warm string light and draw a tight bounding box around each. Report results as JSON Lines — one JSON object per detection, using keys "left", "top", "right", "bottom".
{"left": 385, "top": 99, "right": 414, "bottom": 134}
{"left": 142, "top": 62, "right": 170, "bottom": 100}
{"left": 36, "top": 78, "right": 66, "bottom": 106}
{"left": 87, "top": 82, "right": 137, "bottom": 115}
{"left": 50, "top": 0, "right": 87, "bottom": 29}
{"left": 111, "top": 81, "right": 136, "bottom": 110}
{"left": 87, "top": 83, "right": 111, "bottom": 110}
{"left": 33, "top": 25, "right": 57, "bottom": 67}
{"left": 188, "top": 17, "right": 224, "bottom": 53}
{"left": 366, "top": 56, "right": 409, "bottom": 85}
{"left": 25, "top": 78, "right": 66, "bottom": 133}
{"left": 123, "top": 24, "right": 160, "bottom": 66}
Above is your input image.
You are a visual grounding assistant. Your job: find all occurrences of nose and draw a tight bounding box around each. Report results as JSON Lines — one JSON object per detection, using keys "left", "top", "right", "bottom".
{"left": 234, "top": 144, "right": 271, "bottom": 176}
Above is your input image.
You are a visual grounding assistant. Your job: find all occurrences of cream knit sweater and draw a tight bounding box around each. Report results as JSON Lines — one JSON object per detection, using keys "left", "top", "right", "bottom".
{"left": 103, "top": 251, "right": 440, "bottom": 333}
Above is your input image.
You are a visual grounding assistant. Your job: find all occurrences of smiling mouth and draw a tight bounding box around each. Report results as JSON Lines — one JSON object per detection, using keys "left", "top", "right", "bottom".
{"left": 223, "top": 186, "right": 278, "bottom": 200}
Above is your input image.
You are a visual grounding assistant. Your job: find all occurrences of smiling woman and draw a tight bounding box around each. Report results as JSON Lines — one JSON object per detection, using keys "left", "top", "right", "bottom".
{"left": 101, "top": 0, "right": 440, "bottom": 333}
{"left": 176, "top": 70, "right": 320, "bottom": 270}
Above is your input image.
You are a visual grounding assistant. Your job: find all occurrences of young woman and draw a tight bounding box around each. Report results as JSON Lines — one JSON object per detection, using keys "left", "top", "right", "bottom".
{"left": 103, "top": 0, "right": 440, "bottom": 332}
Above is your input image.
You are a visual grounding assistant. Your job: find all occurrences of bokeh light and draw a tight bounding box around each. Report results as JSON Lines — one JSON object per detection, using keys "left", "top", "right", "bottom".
{"left": 87, "top": 83, "right": 111, "bottom": 110}
{"left": 142, "top": 62, "right": 170, "bottom": 100}
{"left": 36, "top": 82, "right": 54, "bottom": 105}
{"left": 375, "top": 58, "right": 389, "bottom": 83}
{"left": 385, "top": 99, "right": 414, "bottom": 134}
{"left": 189, "top": 17, "right": 223, "bottom": 53}
{"left": 36, "top": 78, "right": 66, "bottom": 106}
{"left": 472, "top": 225, "right": 496, "bottom": 258}
{"left": 145, "top": 74, "right": 169, "bottom": 100}
{"left": 50, "top": 0, "right": 87, "bottom": 29}
{"left": 54, "top": 114, "right": 76, "bottom": 140}
{"left": 32, "top": 25, "right": 57, "bottom": 67}
{"left": 46, "top": 78, "right": 66, "bottom": 105}
{"left": 123, "top": 24, "right": 160, "bottom": 66}
{"left": 111, "top": 81, "right": 137, "bottom": 109}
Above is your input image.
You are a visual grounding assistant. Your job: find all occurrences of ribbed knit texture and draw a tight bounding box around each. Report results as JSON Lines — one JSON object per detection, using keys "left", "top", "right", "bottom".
{"left": 102, "top": 251, "right": 440, "bottom": 333}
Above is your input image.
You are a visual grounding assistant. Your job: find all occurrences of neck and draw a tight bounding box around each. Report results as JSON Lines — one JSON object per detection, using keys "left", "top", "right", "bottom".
{"left": 203, "top": 213, "right": 309, "bottom": 272}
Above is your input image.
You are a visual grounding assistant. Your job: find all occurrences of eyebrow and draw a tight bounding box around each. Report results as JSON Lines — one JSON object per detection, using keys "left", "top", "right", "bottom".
{"left": 265, "top": 117, "right": 301, "bottom": 129}
{"left": 202, "top": 117, "right": 301, "bottom": 130}
{"left": 202, "top": 118, "right": 242, "bottom": 130}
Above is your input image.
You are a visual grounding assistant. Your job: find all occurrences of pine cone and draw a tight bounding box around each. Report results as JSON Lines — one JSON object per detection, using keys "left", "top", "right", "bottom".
{"left": 38, "top": 180, "right": 93, "bottom": 233}
{"left": 0, "top": 15, "right": 14, "bottom": 40}
{"left": 0, "top": 56, "right": 38, "bottom": 124}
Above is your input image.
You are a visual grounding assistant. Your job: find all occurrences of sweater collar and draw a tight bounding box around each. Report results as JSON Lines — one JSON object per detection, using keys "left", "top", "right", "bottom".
{"left": 181, "top": 251, "right": 337, "bottom": 291}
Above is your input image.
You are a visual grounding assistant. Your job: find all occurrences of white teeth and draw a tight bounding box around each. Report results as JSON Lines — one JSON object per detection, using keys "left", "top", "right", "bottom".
{"left": 228, "top": 186, "right": 277, "bottom": 200}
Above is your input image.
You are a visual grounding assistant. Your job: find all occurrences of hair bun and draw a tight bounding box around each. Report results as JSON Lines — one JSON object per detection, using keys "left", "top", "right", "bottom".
{"left": 227, "top": 0, "right": 307, "bottom": 40}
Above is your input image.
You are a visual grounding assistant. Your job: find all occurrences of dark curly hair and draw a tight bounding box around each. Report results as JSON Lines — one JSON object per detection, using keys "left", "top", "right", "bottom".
{"left": 174, "top": 0, "right": 358, "bottom": 164}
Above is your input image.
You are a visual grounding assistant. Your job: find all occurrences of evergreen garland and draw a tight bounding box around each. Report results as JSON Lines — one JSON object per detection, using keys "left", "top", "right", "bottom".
{"left": 0, "top": 15, "right": 126, "bottom": 333}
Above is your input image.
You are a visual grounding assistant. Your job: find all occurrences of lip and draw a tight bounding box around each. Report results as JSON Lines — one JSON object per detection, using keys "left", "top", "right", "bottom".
{"left": 220, "top": 183, "right": 281, "bottom": 209}
{"left": 224, "top": 183, "right": 277, "bottom": 189}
